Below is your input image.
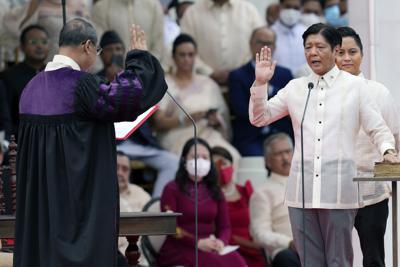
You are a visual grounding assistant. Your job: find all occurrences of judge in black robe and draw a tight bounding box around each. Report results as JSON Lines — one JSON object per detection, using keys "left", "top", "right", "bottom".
{"left": 14, "top": 19, "right": 167, "bottom": 267}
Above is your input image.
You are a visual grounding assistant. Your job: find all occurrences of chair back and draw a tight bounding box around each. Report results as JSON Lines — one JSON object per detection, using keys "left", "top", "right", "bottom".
{"left": 141, "top": 197, "right": 166, "bottom": 267}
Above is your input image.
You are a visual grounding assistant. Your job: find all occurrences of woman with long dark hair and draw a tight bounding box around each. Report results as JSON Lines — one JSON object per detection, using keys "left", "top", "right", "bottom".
{"left": 157, "top": 138, "right": 247, "bottom": 267}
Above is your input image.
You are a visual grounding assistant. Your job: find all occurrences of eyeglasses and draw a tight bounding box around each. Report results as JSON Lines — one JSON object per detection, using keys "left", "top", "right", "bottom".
{"left": 27, "top": 39, "right": 49, "bottom": 46}
{"left": 255, "top": 40, "right": 274, "bottom": 47}
{"left": 81, "top": 40, "right": 103, "bottom": 55}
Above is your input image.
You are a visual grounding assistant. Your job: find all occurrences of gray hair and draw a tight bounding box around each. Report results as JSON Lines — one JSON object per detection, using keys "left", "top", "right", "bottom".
{"left": 263, "top": 132, "right": 293, "bottom": 158}
{"left": 59, "top": 18, "right": 97, "bottom": 47}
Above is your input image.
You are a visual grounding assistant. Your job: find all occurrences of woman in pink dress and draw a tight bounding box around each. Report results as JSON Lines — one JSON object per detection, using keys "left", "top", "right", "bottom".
{"left": 157, "top": 138, "right": 247, "bottom": 267}
{"left": 211, "top": 146, "right": 266, "bottom": 267}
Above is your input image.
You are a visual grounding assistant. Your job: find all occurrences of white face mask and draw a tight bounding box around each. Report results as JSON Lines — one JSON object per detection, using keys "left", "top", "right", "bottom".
{"left": 280, "top": 8, "right": 301, "bottom": 27}
{"left": 300, "top": 13, "right": 324, "bottom": 28}
{"left": 186, "top": 158, "right": 211, "bottom": 178}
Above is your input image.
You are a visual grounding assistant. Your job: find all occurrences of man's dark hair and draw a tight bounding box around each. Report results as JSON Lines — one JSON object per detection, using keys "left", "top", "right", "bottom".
{"left": 20, "top": 25, "right": 48, "bottom": 45}
{"left": 100, "top": 30, "right": 124, "bottom": 49}
{"left": 337, "top": 26, "right": 363, "bottom": 54}
{"left": 302, "top": 23, "right": 342, "bottom": 50}
{"left": 59, "top": 18, "right": 97, "bottom": 47}
{"left": 211, "top": 146, "right": 233, "bottom": 163}
{"left": 172, "top": 33, "right": 197, "bottom": 56}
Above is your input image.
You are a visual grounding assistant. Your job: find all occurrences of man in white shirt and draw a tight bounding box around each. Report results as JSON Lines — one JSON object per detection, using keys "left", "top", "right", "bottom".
{"left": 271, "top": 0, "right": 307, "bottom": 75}
{"left": 250, "top": 133, "right": 301, "bottom": 267}
{"left": 92, "top": 0, "right": 164, "bottom": 61}
{"left": 117, "top": 151, "right": 151, "bottom": 265}
{"left": 336, "top": 26, "right": 400, "bottom": 267}
{"left": 249, "top": 23, "right": 399, "bottom": 266}
{"left": 180, "top": 0, "right": 264, "bottom": 86}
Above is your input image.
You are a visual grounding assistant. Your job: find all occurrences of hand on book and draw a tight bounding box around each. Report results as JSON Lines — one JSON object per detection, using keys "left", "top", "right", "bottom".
{"left": 383, "top": 153, "right": 400, "bottom": 163}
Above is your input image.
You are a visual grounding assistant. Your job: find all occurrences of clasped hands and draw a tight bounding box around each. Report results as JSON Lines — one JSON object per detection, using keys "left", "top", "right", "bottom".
{"left": 197, "top": 235, "right": 224, "bottom": 253}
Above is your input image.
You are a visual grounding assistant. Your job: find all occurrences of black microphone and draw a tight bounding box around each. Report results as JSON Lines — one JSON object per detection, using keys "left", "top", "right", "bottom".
{"left": 61, "top": 0, "right": 67, "bottom": 26}
{"left": 300, "top": 82, "right": 313, "bottom": 267}
{"left": 165, "top": 90, "right": 200, "bottom": 267}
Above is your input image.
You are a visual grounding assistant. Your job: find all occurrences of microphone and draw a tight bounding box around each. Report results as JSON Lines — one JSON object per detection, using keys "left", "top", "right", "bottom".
{"left": 165, "top": 91, "right": 199, "bottom": 267}
{"left": 300, "top": 82, "right": 313, "bottom": 267}
{"left": 61, "top": 0, "right": 67, "bottom": 26}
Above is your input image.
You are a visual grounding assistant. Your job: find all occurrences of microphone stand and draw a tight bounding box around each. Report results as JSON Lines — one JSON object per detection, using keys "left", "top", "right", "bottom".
{"left": 166, "top": 91, "right": 199, "bottom": 267}
{"left": 61, "top": 0, "right": 66, "bottom": 26}
{"left": 300, "top": 82, "right": 314, "bottom": 267}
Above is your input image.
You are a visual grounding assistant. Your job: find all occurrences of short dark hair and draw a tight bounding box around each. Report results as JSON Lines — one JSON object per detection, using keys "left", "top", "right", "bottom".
{"left": 302, "top": 23, "right": 342, "bottom": 50}
{"left": 100, "top": 30, "right": 124, "bottom": 49}
{"left": 172, "top": 33, "right": 197, "bottom": 56}
{"left": 20, "top": 24, "right": 48, "bottom": 45}
{"left": 337, "top": 26, "right": 363, "bottom": 54}
{"left": 211, "top": 146, "right": 233, "bottom": 163}
{"left": 59, "top": 18, "right": 97, "bottom": 47}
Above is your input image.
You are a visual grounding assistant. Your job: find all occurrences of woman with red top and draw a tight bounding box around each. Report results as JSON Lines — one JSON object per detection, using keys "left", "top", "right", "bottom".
{"left": 157, "top": 138, "right": 247, "bottom": 267}
{"left": 211, "top": 146, "right": 266, "bottom": 267}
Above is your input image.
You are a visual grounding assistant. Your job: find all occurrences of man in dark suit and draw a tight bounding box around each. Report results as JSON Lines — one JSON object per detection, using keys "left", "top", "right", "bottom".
{"left": 229, "top": 26, "right": 294, "bottom": 156}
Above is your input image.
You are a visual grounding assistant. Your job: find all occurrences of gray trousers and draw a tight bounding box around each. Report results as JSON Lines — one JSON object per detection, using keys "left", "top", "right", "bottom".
{"left": 288, "top": 208, "right": 358, "bottom": 267}
{"left": 117, "top": 139, "right": 179, "bottom": 197}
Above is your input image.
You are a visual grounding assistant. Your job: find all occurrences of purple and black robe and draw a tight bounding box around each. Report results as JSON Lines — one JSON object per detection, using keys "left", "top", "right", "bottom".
{"left": 13, "top": 50, "right": 167, "bottom": 267}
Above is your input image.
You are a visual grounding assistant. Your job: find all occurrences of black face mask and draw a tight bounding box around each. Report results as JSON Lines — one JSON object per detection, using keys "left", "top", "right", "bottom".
{"left": 111, "top": 53, "right": 124, "bottom": 68}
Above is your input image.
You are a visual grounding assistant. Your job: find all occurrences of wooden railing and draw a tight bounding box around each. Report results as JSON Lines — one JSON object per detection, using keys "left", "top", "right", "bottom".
{"left": 0, "top": 212, "right": 179, "bottom": 266}
{"left": 0, "top": 137, "right": 179, "bottom": 266}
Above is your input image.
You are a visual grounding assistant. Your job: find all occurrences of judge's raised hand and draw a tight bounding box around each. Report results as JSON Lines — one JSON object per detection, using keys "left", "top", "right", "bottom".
{"left": 255, "top": 46, "right": 277, "bottom": 86}
{"left": 130, "top": 24, "right": 147, "bottom": 51}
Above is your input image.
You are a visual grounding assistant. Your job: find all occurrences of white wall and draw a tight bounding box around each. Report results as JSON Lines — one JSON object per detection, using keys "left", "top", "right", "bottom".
{"left": 349, "top": 0, "right": 400, "bottom": 102}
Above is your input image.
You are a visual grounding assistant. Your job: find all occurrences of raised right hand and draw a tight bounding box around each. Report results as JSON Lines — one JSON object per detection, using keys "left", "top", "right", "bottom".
{"left": 255, "top": 46, "right": 277, "bottom": 86}
{"left": 130, "top": 24, "right": 147, "bottom": 51}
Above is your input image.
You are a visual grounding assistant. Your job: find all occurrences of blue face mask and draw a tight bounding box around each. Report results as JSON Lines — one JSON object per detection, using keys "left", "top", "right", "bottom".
{"left": 324, "top": 5, "right": 348, "bottom": 27}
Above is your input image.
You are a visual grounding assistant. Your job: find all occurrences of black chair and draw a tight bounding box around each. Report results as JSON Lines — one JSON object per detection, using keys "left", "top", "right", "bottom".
{"left": 140, "top": 197, "right": 166, "bottom": 267}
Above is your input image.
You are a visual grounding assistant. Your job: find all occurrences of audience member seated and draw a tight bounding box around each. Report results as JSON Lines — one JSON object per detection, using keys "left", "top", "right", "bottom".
{"left": 0, "top": 25, "right": 49, "bottom": 136}
{"left": 157, "top": 138, "right": 247, "bottom": 267}
{"left": 266, "top": 3, "right": 280, "bottom": 26}
{"left": 180, "top": 0, "right": 264, "bottom": 86}
{"left": 300, "top": 0, "right": 325, "bottom": 28}
{"left": 323, "top": 0, "right": 348, "bottom": 27}
{"left": 92, "top": 0, "right": 164, "bottom": 61}
{"left": 0, "top": 242, "right": 13, "bottom": 267}
{"left": 153, "top": 34, "right": 241, "bottom": 166}
{"left": 211, "top": 146, "right": 265, "bottom": 267}
{"left": 229, "top": 26, "right": 293, "bottom": 156}
{"left": 116, "top": 151, "right": 151, "bottom": 266}
{"left": 250, "top": 133, "right": 301, "bottom": 267}
{"left": 271, "top": 0, "right": 306, "bottom": 75}
{"left": 97, "top": 31, "right": 179, "bottom": 197}
{"left": 19, "top": 0, "right": 90, "bottom": 59}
